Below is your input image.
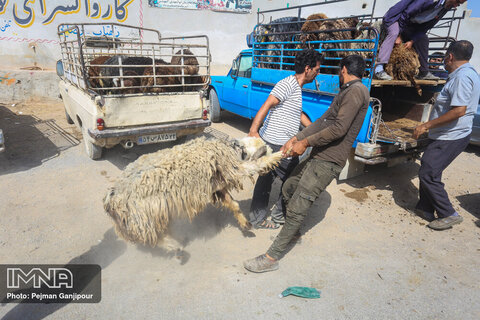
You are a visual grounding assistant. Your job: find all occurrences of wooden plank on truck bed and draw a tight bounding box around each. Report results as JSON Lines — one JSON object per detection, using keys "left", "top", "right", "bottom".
{"left": 371, "top": 79, "right": 446, "bottom": 87}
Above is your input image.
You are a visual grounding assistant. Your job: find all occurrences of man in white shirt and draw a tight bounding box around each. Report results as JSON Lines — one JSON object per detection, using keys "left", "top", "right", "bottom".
{"left": 247, "top": 49, "right": 321, "bottom": 229}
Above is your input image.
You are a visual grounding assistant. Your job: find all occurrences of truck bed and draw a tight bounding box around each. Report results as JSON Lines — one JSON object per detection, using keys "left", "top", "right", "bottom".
{"left": 378, "top": 114, "right": 421, "bottom": 144}
{"left": 371, "top": 79, "right": 446, "bottom": 87}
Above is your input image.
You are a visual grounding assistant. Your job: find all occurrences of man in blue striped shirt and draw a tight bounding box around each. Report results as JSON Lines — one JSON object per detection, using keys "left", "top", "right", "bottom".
{"left": 247, "top": 49, "right": 321, "bottom": 229}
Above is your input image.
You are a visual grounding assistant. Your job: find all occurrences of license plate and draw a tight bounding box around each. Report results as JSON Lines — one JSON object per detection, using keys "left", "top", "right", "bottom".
{"left": 137, "top": 133, "right": 176, "bottom": 145}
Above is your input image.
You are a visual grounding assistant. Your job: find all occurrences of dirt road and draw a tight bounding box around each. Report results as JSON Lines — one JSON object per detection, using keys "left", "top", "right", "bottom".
{"left": 1, "top": 101, "right": 479, "bottom": 319}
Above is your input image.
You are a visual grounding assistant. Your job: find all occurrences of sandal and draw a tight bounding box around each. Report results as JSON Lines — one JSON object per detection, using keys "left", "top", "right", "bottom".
{"left": 271, "top": 216, "right": 285, "bottom": 225}
{"left": 255, "top": 219, "right": 280, "bottom": 229}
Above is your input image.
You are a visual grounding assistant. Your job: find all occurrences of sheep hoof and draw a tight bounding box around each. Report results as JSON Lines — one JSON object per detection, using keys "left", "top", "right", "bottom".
{"left": 241, "top": 221, "right": 252, "bottom": 230}
{"left": 174, "top": 249, "right": 190, "bottom": 265}
{"left": 241, "top": 229, "right": 256, "bottom": 238}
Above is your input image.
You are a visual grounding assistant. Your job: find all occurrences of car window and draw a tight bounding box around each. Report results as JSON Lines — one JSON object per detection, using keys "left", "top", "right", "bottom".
{"left": 238, "top": 55, "right": 252, "bottom": 78}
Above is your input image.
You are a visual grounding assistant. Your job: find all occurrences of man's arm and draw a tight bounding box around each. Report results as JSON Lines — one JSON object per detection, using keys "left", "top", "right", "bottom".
{"left": 413, "top": 106, "right": 467, "bottom": 139}
{"left": 298, "top": 86, "right": 367, "bottom": 148}
{"left": 404, "top": 0, "right": 436, "bottom": 21}
{"left": 300, "top": 112, "right": 312, "bottom": 127}
{"left": 280, "top": 110, "right": 318, "bottom": 157}
{"left": 408, "top": 0, "right": 448, "bottom": 42}
{"left": 248, "top": 95, "right": 280, "bottom": 137}
{"left": 414, "top": 72, "right": 475, "bottom": 139}
{"left": 295, "top": 109, "right": 331, "bottom": 141}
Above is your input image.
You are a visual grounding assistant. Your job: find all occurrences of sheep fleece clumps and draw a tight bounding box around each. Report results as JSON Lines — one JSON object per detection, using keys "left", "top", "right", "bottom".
{"left": 385, "top": 45, "right": 420, "bottom": 81}
{"left": 104, "top": 137, "right": 282, "bottom": 247}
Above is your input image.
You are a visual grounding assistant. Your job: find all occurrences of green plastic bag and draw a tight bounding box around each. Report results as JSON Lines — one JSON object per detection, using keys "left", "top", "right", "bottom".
{"left": 279, "top": 286, "right": 321, "bottom": 299}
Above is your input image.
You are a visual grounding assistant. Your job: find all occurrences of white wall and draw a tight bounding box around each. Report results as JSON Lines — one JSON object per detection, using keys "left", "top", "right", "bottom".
{"left": 0, "top": 0, "right": 478, "bottom": 72}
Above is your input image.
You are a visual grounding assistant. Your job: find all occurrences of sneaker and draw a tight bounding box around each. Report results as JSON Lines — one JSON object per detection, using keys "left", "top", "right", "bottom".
{"left": 374, "top": 71, "right": 393, "bottom": 81}
{"left": 243, "top": 254, "right": 279, "bottom": 273}
{"left": 428, "top": 214, "right": 463, "bottom": 230}
{"left": 415, "top": 72, "right": 440, "bottom": 80}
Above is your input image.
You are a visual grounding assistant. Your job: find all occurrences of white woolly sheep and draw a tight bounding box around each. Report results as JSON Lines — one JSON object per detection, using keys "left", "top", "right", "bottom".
{"left": 104, "top": 136, "right": 282, "bottom": 249}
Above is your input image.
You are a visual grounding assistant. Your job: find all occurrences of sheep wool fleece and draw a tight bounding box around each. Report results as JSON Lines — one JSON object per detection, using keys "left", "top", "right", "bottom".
{"left": 104, "top": 137, "right": 282, "bottom": 247}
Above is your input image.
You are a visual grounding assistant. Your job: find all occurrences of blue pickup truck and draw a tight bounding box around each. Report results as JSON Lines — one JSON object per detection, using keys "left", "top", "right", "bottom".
{"left": 210, "top": 48, "right": 372, "bottom": 143}
{"left": 208, "top": 4, "right": 454, "bottom": 177}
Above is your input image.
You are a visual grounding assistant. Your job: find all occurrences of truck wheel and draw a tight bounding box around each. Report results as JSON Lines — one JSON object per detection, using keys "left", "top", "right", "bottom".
{"left": 82, "top": 128, "right": 102, "bottom": 160}
{"left": 65, "top": 108, "right": 74, "bottom": 124}
{"left": 209, "top": 89, "right": 221, "bottom": 123}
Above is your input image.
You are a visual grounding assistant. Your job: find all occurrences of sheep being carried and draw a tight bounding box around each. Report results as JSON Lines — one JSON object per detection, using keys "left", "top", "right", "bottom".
{"left": 104, "top": 137, "right": 282, "bottom": 249}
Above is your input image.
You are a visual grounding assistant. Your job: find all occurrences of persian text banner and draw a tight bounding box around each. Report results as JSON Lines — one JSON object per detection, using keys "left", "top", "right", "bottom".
{"left": 149, "top": 0, "right": 252, "bottom": 13}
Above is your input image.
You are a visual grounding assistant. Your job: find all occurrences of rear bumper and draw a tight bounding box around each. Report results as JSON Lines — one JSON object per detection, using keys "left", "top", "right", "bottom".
{"left": 354, "top": 152, "right": 420, "bottom": 166}
{"left": 88, "top": 119, "right": 211, "bottom": 139}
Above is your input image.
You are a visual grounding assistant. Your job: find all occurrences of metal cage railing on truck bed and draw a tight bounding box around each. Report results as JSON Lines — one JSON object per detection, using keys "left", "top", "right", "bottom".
{"left": 252, "top": 0, "right": 467, "bottom": 90}
{"left": 252, "top": 1, "right": 380, "bottom": 95}
{"left": 57, "top": 23, "right": 211, "bottom": 97}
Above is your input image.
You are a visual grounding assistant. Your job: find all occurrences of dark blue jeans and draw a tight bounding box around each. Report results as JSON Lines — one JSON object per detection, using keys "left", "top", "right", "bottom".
{"left": 248, "top": 142, "right": 299, "bottom": 226}
{"left": 416, "top": 135, "right": 471, "bottom": 218}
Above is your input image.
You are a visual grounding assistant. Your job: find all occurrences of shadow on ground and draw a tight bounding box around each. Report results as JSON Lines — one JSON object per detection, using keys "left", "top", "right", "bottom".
{"left": 136, "top": 199, "right": 255, "bottom": 264}
{"left": 218, "top": 111, "right": 251, "bottom": 134}
{"left": 456, "top": 192, "right": 480, "bottom": 218}
{"left": 342, "top": 161, "right": 420, "bottom": 209}
{"left": 134, "top": 188, "right": 332, "bottom": 264}
{"left": 273, "top": 191, "right": 332, "bottom": 259}
{"left": 1, "top": 229, "right": 126, "bottom": 320}
{"left": 464, "top": 144, "right": 480, "bottom": 157}
{"left": 0, "top": 104, "right": 79, "bottom": 176}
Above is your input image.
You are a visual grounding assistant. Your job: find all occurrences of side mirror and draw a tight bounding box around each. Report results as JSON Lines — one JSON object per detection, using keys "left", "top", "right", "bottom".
{"left": 56, "top": 60, "right": 64, "bottom": 78}
{"left": 231, "top": 59, "right": 239, "bottom": 79}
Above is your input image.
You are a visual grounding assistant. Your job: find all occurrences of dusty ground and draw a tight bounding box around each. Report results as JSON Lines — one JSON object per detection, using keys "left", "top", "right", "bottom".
{"left": 0, "top": 102, "right": 479, "bottom": 320}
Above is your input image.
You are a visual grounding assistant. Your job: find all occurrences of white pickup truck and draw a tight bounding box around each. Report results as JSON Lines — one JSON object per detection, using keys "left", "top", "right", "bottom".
{"left": 57, "top": 23, "right": 211, "bottom": 159}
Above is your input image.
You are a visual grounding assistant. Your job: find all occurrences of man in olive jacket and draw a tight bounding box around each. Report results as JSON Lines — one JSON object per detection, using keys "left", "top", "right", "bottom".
{"left": 244, "top": 55, "right": 371, "bottom": 273}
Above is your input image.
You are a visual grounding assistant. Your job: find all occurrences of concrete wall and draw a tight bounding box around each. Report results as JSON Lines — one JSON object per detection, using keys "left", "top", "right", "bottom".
{"left": 0, "top": 0, "right": 480, "bottom": 102}
{"left": 0, "top": 70, "right": 61, "bottom": 103}
{"left": 0, "top": 0, "right": 478, "bottom": 84}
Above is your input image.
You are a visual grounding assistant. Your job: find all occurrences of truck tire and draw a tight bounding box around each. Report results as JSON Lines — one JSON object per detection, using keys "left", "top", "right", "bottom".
{"left": 209, "top": 89, "right": 221, "bottom": 123}
{"left": 65, "top": 108, "right": 74, "bottom": 124}
{"left": 82, "top": 127, "right": 103, "bottom": 160}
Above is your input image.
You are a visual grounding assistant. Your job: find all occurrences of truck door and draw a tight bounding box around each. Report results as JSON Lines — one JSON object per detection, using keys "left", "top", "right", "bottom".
{"left": 221, "top": 54, "right": 252, "bottom": 118}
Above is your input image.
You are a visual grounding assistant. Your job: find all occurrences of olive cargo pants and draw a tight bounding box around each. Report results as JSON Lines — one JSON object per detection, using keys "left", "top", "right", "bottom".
{"left": 267, "top": 158, "right": 342, "bottom": 260}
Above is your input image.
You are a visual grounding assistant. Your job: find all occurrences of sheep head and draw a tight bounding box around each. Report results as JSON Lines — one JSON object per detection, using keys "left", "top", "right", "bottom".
{"left": 171, "top": 48, "right": 200, "bottom": 75}
{"left": 231, "top": 137, "right": 272, "bottom": 161}
{"left": 231, "top": 137, "right": 282, "bottom": 177}
{"left": 300, "top": 13, "right": 328, "bottom": 43}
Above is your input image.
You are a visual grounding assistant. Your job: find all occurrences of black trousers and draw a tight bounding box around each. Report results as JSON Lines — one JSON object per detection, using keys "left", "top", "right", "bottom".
{"left": 416, "top": 135, "right": 471, "bottom": 218}
{"left": 248, "top": 142, "right": 299, "bottom": 226}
